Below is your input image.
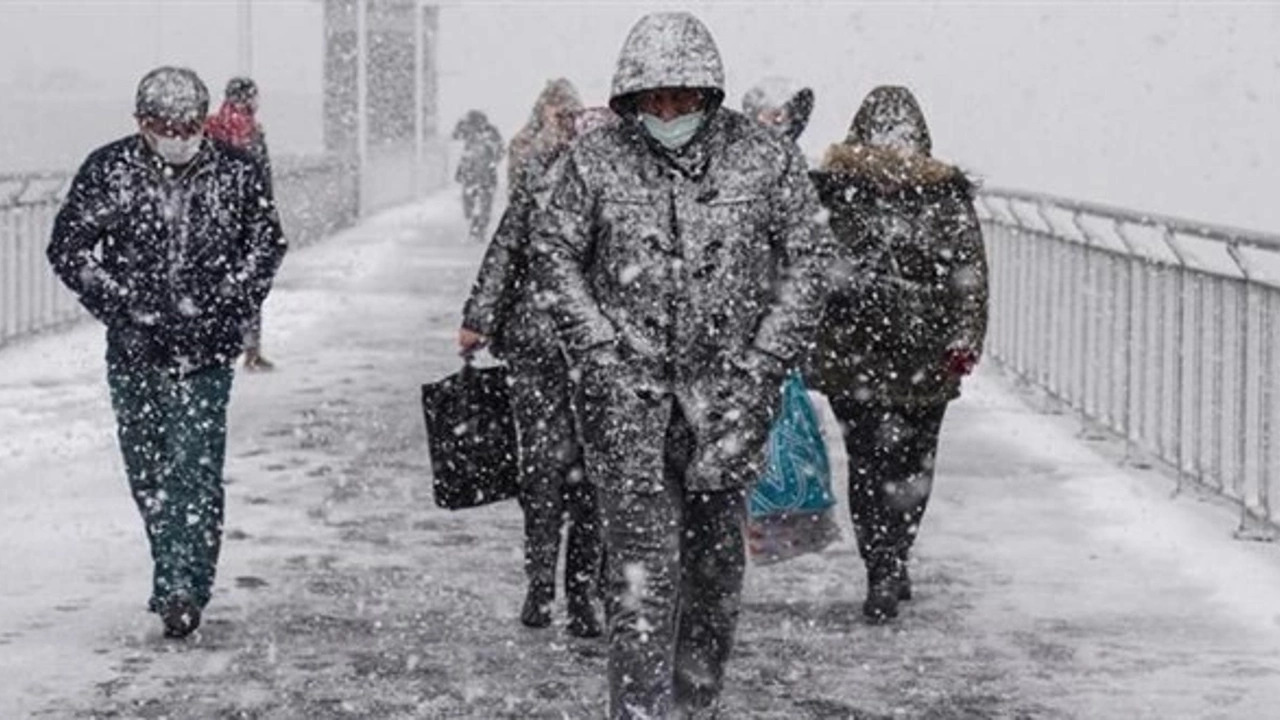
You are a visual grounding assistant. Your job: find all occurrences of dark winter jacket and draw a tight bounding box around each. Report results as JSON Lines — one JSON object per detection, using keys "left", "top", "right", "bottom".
{"left": 810, "top": 87, "right": 988, "bottom": 407}
{"left": 48, "top": 134, "right": 286, "bottom": 373}
{"left": 531, "top": 12, "right": 833, "bottom": 492}
{"left": 461, "top": 146, "right": 567, "bottom": 358}
{"left": 452, "top": 112, "right": 503, "bottom": 187}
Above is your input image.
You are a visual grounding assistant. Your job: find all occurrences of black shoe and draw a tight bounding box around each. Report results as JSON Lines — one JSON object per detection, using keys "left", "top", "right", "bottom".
{"left": 520, "top": 583, "right": 553, "bottom": 629}
{"left": 566, "top": 599, "right": 602, "bottom": 639}
{"left": 161, "top": 598, "right": 201, "bottom": 639}
{"left": 862, "top": 577, "right": 899, "bottom": 624}
{"left": 897, "top": 564, "right": 913, "bottom": 601}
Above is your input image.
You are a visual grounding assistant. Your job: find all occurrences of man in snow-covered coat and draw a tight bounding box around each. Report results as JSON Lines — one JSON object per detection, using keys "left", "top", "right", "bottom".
{"left": 530, "top": 12, "right": 832, "bottom": 718}
{"left": 47, "top": 66, "right": 285, "bottom": 639}
{"left": 205, "top": 76, "right": 277, "bottom": 370}
{"left": 809, "top": 86, "right": 988, "bottom": 623}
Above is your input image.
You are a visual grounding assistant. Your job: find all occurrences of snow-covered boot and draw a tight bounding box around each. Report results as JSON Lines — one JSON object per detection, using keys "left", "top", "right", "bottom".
{"left": 161, "top": 596, "right": 201, "bottom": 639}
{"left": 862, "top": 561, "right": 900, "bottom": 623}
{"left": 566, "top": 594, "right": 602, "bottom": 638}
{"left": 520, "top": 580, "right": 554, "bottom": 629}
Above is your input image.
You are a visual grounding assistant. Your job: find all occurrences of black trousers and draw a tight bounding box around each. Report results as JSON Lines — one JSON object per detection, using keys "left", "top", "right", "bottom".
{"left": 597, "top": 403, "right": 747, "bottom": 720}
{"left": 508, "top": 354, "right": 600, "bottom": 602}
{"left": 828, "top": 398, "right": 949, "bottom": 579}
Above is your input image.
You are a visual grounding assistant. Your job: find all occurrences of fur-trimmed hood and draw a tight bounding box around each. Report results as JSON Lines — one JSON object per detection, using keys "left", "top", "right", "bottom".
{"left": 812, "top": 143, "right": 972, "bottom": 204}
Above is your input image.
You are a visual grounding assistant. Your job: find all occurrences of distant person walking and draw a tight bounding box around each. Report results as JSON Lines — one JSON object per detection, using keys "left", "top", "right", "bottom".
{"left": 810, "top": 86, "right": 989, "bottom": 623}
{"left": 451, "top": 110, "right": 503, "bottom": 241}
{"left": 205, "top": 76, "right": 277, "bottom": 371}
{"left": 48, "top": 67, "right": 286, "bottom": 639}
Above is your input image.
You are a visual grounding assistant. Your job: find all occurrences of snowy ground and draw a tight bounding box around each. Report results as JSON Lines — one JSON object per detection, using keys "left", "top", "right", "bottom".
{"left": 3, "top": 193, "right": 1280, "bottom": 719}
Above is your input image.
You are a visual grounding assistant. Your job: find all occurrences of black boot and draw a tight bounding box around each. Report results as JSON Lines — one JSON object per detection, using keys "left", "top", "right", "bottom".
{"left": 566, "top": 594, "right": 602, "bottom": 638}
{"left": 161, "top": 596, "right": 202, "bottom": 639}
{"left": 521, "top": 580, "right": 554, "bottom": 629}
{"left": 896, "top": 563, "right": 913, "bottom": 601}
{"left": 862, "top": 561, "right": 900, "bottom": 624}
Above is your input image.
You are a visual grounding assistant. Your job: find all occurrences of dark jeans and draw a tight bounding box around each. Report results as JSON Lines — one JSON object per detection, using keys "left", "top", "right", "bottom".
{"left": 599, "top": 405, "right": 748, "bottom": 720}
{"left": 508, "top": 354, "right": 600, "bottom": 602}
{"left": 107, "top": 363, "right": 234, "bottom": 612}
{"left": 828, "top": 398, "right": 949, "bottom": 578}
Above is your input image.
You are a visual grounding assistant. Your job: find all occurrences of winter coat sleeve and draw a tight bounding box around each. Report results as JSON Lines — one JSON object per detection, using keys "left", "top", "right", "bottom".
{"left": 47, "top": 152, "right": 133, "bottom": 326}
{"left": 218, "top": 162, "right": 287, "bottom": 323}
{"left": 528, "top": 153, "right": 617, "bottom": 361}
{"left": 751, "top": 144, "right": 834, "bottom": 366}
{"left": 945, "top": 194, "right": 989, "bottom": 356}
{"left": 462, "top": 200, "right": 527, "bottom": 337}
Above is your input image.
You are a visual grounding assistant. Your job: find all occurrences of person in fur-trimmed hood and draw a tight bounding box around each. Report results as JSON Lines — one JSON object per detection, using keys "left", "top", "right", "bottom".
{"left": 809, "top": 85, "right": 988, "bottom": 624}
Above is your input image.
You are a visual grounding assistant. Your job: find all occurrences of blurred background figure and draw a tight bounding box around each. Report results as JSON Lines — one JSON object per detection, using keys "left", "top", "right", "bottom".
{"left": 809, "top": 86, "right": 988, "bottom": 624}
{"left": 741, "top": 76, "right": 814, "bottom": 143}
{"left": 206, "top": 76, "right": 277, "bottom": 371}
{"left": 451, "top": 109, "right": 503, "bottom": 241}
{"left": 506, "top": 78, "right": 581, "bottom": 192}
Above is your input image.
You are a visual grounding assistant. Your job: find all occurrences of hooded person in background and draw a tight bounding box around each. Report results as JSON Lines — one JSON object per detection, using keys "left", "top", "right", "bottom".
{"left": 809, "top": 86, "right": 988, "bottom": 623}
{"left": 47, "top": 66, "right": 286, "bottom": 639}
{"left": 458, "top": 99, "right": 613, "bottom": 640}
{"left": 741, "top": 76, "right": 815, "bottom": 144}
{"left": 531, "top": 13, "right": 831, "bottom": 718}
{"left": 451, "top": 110, "right": 504, "bottom": 241}
{"left": 507, "top": 78, "right": 582, "bottom": 190}
{"left": 205, "top": 76, "right": 276, "bottom": 371}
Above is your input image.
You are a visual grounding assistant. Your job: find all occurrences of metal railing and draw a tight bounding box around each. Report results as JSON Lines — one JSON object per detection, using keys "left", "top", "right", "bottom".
{"left": 977, "top": 187, "right": 1280, "bottom": 535}
{"left": 0, "top": 153, "right": 361, "bottom": 348}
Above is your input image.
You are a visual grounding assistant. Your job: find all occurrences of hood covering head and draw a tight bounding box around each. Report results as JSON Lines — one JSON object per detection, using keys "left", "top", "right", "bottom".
{"left": 609, "top": 12, "right": 725, "bottom": 116}
{"left": 818, "top": 86, "right": 969, "bottom": 197}
{"left": 847, "top": 85, "right": 932, "bottom": 156}
{"left": 741, "top": 76, "right": 814, "bottom": 142}
{"left": 510, "top": 78, "right": 582, "bottom": 161}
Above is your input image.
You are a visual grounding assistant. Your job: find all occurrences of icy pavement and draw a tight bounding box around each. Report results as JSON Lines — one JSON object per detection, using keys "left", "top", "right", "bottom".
{"left": 3, "top": 192, "right": 1280, "bottom": 719}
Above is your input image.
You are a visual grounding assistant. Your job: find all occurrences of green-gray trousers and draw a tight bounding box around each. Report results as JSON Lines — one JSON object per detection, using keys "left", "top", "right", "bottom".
{"left": 107, "top": 363, "right": 234, "bottom": 613}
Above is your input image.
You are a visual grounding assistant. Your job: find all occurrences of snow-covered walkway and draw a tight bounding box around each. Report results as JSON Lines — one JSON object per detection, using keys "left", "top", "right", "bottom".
{"left": 3, "top": 193, "right": 1280, "bottom": 719}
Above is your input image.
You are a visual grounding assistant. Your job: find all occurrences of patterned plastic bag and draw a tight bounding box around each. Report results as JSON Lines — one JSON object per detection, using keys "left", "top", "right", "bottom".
{"left": 747, "top": 372, "right": 841, "bottom": 564}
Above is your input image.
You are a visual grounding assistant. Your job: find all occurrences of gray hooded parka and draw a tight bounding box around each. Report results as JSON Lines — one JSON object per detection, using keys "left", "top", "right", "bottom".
{"left": 530, "top": 12, "right": 832, "bottom": 494}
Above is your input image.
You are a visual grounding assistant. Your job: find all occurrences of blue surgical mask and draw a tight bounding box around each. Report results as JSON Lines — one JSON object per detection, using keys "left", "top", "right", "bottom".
{"left": 639, "top": 111, "right": 705, "bottom": 150}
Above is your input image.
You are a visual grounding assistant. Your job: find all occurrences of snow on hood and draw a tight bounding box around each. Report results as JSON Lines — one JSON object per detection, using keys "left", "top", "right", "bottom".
{"left": 609, "top": 12, "right": 725, "bottom": 115}
{"left": 847, "top": 85, "right": 933, "bottom": 157}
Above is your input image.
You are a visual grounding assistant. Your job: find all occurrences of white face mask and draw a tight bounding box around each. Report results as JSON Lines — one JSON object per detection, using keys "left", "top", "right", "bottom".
{"left": 146, "top": 131, "right": 203, "bottom": 165}
{"left": 639, "top": 111, "right": 705, "bottom": 150}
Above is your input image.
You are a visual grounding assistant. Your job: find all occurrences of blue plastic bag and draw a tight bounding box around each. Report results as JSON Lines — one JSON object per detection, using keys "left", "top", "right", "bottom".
{"left": 749, "top": 372, "right": 835, "bottom": 519}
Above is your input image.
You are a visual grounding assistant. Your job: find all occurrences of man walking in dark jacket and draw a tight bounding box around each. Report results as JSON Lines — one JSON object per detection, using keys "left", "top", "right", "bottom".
{"left": 531, "top": 13, "right": 831, "bottom": 718}
{"left": 47, "top": 66, "right": 286, "bottom": 638}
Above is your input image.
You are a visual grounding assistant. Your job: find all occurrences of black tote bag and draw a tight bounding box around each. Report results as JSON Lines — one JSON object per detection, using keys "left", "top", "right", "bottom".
{"left": 420, "top": 362, "right": 520, "bottom": 509}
